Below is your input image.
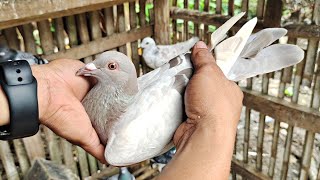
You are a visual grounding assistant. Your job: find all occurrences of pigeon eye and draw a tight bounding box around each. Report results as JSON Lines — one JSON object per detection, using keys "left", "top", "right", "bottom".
{"left": 108, "top": 62, "right": 118, "bottom": 70}
{"left": 146, "top": 42, "right": 149, "bottom": 45}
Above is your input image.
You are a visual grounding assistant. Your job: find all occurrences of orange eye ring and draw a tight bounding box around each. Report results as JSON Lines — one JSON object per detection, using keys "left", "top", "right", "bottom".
{"left": 108, "top": 62, "right": 118, "bottom": 70}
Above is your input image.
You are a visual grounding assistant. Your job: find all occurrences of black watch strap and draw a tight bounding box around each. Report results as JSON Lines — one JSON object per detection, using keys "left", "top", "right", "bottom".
{"left": 0, "top": 60, "right": 39, "bottom": 140}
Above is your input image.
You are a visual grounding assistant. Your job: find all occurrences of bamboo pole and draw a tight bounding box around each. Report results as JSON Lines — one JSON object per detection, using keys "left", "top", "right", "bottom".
{"left": 302, "top": 39, "right": 318, "bottom": 87}
{"left": 172, "top": 0, "right": 178, "bottom": 43}
{"left": 267, "top": 69, "right": 287, "bottom": 177}
{"left": 154, "top": 0, "right": 170, "bottom": 45}
{"left": 280, "top": 38, "right": 301, "bottom": 180}
{"left": 194, "top": 0, "right": 199, "bottom": 37}
{"left": 300, "top": 45, "right": 320, "bottom": 179}
{"left": 183, "top": 0, "right": 188, "bottom": 41}
{"left": 53, "top": 18, "right": 65, "bottom": 51}
{"left": 21, "top": 24, "right": 37, "bottom": 53}
{"left": 22, "top": 133, "right": 46, "bottom": 162}
{"left": 65, "top": 16, "right": 79, "bottom": 47}
{"left": 3, "top": 28, "right": 20, "bottom": 50}
{"left": 89, "top": 11, "right": 102, "bottom": 59}
{"left": 117, "top": 4, "right": 127, "bottom": 55}
{"left": 12, "top": 140, "right": 30, "bottom": 176}
{"left": 76, "top": 146, "right": 90, "bottom": 179}
{"left": 216, "top": 0, "right": 222, "bottom": 14}
{"left": 203, "top": 0, "right": 210, "bottom": 43}
{"left": 0, "top": 141, "right": 20, "bottom": 180}
{"left": 256, "top": 0, "right": 265, "bottom": 19}
{"left": 139, "top": 0, "right": 151, "bottom": 74}
{"left": 43, "top": 127, "right": 62, "bottom": 164}
{"left": 129, "top": 1, "right": 140, "bottom": 77}
{"left": 37, "top": 20, "right": 55, "bottom": 55}
{"left": 76, "top": 13, "right": 93, "bottom": 63}
{"left": 256, "top": 74, "right": 269, "bottom": 171}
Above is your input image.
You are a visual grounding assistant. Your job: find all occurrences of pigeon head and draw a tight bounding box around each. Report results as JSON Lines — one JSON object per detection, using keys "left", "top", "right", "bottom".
{"left": 140, "top": 37, "right": 156, "bottom": 49}
{"left": 77, "top": 51, "right": 138, "bottom": 95}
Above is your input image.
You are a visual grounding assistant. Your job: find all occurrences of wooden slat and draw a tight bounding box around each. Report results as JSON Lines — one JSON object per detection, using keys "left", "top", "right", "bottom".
{"left": 194, "top": 0, "right": 199, "bottom": 37}
{"left": 264, "top": 0, "right": 281, "bottom": 27}
{"left": 38, "top": 20, "right": 54, "bottom": 55}
{"left": 183, "top": 0, "right": 188, "bottom": 41}
{"left": 76, "top": 13, "right": 93, "bottom": 63}
{"left": 12, "top": 140, "right": 30, "bottom": 176}
{"left": 44, "top": 25, "right": 153, "bottom": 61}
{"left": 242, "top": 89, "right": 320, "bottom": 133}
{"left": 0, "top": 141, "right": 19, "bottom": 180}
{"left": 22, "top": 133, "right": 46, "bottom": 161}
{"left": 172, "top": 0, "right": 178, "bottom": 43}
{"left": 43, "top": 128, "right": 62, "bottom": 164}
{"left": 154, "top": 0, "right": 170, "bottom": 44}
{"left": 77, "top": 146, "right": 90, "bottom": 179}
{"left": 129, "top": 1, "right": 141, "bottom": 76}
{"left": 231, "top": 159, "right": 271, "bottom": 180}
{"left": 61, "top": 139, "right": 78, "bottom": 175}
{"left": 3, "top": 28, "right": 20, "bottom": 50}
{"left": 65, "top": 16, "right": 79, "bottom": 46}
{"left": 302, "top": 39, "right": 318, "bottom": 87}
{"left": 284, "top": 24, "right": 320, "bottom": 39}
{"left": 170, "top": 7, "right": 264, "bottom": 30}
{"left": 216, "top": 0, "right": 222, "bottom": 14}
{"left": 280, "top": 126, "right": 294, "bottom": 180}
{"left": 53, "top": 18, "right": 65, "bottom": 51}
{"left": 0, "top": 0, "right": 136, "bottom": 29}
{"left": 256, "top": 74, "right": 269, "bottom": 171}
{"left": 300, "top": 54, "right": 320, "bottom": 179}
{"left": 314, "top": 0, "right": 320, "bottom": 25}
{"left": 256, "top": 0, "right": 265, "bottom": 19}
{"left": 228, "top": 0, "right": 234, "bottom": 16}
{"left": 117, "top": 4, "right": 127, "bottom": 54}
{"left": 21, "top": 24, "right": 37, "bottom": 53}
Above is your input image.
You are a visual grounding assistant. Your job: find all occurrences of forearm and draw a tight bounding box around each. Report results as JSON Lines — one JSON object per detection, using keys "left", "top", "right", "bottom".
{"left": 158, "top": 119, "right": 237, "bottom": 180}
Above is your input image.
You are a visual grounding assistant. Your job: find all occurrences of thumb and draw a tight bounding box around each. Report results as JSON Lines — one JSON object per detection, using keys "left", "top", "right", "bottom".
{"left": 191, "top": 41, "right": 216, "bottom": 71}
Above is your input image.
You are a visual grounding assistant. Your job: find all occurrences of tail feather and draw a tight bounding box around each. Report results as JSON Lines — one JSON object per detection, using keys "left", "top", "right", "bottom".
{"left": 209, "top": 12, "right": 246, "bottom": 51}
{"left": 240, "top": 28, "right": 288, "bottom": 58}
{"left": 226, "top": 44, "right": 305, "bottom": 81}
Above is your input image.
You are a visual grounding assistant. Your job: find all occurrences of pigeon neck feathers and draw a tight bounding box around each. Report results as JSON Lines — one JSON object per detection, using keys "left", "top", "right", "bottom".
{"left": 83, "top": 81, "right": 137, "bottom": 145}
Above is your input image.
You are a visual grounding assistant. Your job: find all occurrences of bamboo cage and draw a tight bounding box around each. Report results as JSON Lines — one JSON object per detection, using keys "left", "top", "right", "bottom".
{"left": 0, "top": 0, "right": 319, "bottom": 179}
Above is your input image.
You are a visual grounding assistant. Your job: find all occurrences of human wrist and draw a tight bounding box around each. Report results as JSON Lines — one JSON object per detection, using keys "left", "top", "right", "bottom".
{"left": 0, "top": 86, "right": 10, "bottom": 126}
{"left": 30, "top": 65, "right": 50, "bottom": 122}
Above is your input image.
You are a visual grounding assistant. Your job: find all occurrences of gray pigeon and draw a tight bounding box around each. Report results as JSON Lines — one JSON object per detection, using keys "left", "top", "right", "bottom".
{"left": 0, "top": 45, "right": 48, "bottom": 65}
{"left": 140, "top": 36, "right": 199, "bottom": 69}
{"left": 106, "top": 167, "right": 135, "bottom": 180}
{"left": 76, "top": 12, "right": 304, "bottom": 166}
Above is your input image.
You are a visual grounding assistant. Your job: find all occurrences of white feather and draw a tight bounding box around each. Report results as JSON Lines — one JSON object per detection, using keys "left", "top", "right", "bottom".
{"left": 215, "top": 17, "right": 258, "bottom": 75}
{"left": 227, "top": 44, "right": 305, "bottom": 81}
{"left": 210, "top": 12, "right": 246, "bottom": 51}
{"left": 240, "top": 28, "right": 288, "bottom": 58}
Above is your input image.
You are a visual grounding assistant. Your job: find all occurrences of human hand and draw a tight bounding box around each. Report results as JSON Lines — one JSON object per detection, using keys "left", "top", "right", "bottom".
{"left": 32, "top": 59, "right": 106, "bottom": 163}
{"left": 173, "top": 41, "right": 243, "bottom": 149}
{"left": 158, "top": 41, "right": 243, "bottom": 180}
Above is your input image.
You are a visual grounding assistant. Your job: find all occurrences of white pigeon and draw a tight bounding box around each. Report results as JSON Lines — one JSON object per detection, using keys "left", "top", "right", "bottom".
{"left": 76, "top": 12, "right": 304, "bottom": 166}
{"left": 140, "top": 36, "right": 199, "bottom": 69}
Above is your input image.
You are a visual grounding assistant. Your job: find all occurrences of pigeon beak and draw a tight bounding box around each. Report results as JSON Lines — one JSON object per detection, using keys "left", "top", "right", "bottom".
{"left": 138, "top": 48, "right": 143, "bottom": 56}
{"left": 76, "top": 63, "right": 98, "bottom": 76}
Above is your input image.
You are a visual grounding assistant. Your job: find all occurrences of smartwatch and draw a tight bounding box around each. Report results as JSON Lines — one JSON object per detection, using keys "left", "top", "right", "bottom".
{"left": 0, "top": 60, "right": 39, "bottom": 140}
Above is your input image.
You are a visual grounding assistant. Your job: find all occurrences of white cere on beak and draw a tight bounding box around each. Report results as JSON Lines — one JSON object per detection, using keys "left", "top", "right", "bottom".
{"left": 86, "top": 63, "right": 97, "bottom": 70}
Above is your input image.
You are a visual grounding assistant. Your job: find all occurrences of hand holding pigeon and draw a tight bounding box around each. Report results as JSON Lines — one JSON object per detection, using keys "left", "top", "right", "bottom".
{"left": 77, "top": 12, "right": 304, "bottom": 166}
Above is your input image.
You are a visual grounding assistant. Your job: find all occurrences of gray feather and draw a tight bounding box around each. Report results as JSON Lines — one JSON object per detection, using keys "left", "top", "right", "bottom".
{"left": 227, "top": 44, "right": 305, "bottom": 81}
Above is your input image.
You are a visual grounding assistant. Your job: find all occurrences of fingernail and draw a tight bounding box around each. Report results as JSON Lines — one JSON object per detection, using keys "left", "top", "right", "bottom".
{"left": 194, "top": 41, "right": 207, "bottom": 49}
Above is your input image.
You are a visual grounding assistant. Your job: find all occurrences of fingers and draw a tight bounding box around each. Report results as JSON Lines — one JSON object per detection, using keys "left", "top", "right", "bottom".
{"left": 191, "top": 41, "right": 216, "bottom": 70}
{"left": 80, "top": 128, "right": 107, "bottom": 164}
{"left": 191, "top": 41, "right": 226, "bottom": 78}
